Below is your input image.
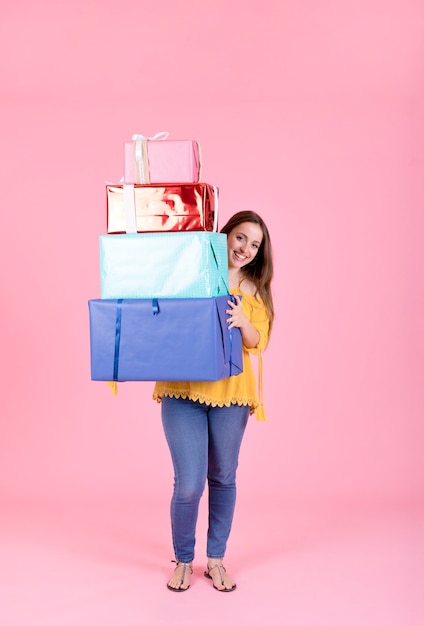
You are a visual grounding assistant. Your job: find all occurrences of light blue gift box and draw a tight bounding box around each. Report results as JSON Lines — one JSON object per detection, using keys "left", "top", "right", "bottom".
{"left": 100, "top": 232, "right": 229, "bottom": 299}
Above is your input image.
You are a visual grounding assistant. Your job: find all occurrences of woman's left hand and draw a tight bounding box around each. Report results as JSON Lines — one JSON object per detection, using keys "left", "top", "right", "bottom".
{"left": 226, "top": 295, "right": 248, "bottom": 329}
{"left": 226, "top": 295, "right": 261, "bottom": 348}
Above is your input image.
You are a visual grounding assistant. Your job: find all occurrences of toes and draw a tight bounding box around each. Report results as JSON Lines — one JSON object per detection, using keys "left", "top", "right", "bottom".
{"left": 211, "top": 572, "right": 234, "bottom": 590}
{"left": 167, "top": 563, "right": 192, "bottom": 590}
{"left": 167, "top": 579, "right": 179, "bottom": 590}
{"left": 168, "top": 578, "right": 187, "bottom": 590}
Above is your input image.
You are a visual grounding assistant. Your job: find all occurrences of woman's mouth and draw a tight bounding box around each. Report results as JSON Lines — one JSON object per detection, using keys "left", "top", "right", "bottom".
{"left": 233, "top": 250, "right": 248, "bottom": 262}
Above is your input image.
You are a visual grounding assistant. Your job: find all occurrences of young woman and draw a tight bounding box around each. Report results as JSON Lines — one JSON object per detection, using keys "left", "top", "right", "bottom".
{"left": 153, "top": 211, "right": 274, "bottom": 592}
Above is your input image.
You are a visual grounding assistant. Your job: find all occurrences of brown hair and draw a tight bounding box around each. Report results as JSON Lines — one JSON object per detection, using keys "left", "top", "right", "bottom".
{"left": 220, "top": 211, "right": 274, "bottom": 335}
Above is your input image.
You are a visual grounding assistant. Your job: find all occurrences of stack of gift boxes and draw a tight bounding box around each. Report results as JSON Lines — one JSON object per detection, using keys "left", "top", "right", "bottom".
{"left": 88, "top": 133, "right": 243, "bottom": 385}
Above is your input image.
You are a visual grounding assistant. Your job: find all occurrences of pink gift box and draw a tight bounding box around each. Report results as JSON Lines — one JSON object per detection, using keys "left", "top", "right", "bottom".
{"left": 124, "top": 133, "right": 202, "bottom": 184}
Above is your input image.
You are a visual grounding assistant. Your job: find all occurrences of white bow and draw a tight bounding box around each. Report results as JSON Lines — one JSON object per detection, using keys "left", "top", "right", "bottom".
{"left": 132, "top": 133, "right": 169, "bottom": 182}
{"left": 132, "top": 131, "right": 169, "bottom": 143}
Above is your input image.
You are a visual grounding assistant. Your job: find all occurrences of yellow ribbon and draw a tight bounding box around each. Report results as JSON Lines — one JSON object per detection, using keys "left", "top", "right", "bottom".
{"left": 107, "top": 381, "right": 118, "bottom": 395}
{"left": 255, "top": 353, "right": 267, "bottom": 421}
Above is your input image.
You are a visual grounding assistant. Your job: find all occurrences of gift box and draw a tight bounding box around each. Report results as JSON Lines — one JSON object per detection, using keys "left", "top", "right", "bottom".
{"left": 124, "top": 133, "right": 201, "bottom": 184}
{"left": 106, "top": 182, "right": 218, "bottom": 234}
{"left": 100, "top": 232, "right": 229, "bottom": 299}
{"left": 88, "top": 296, "right": 243, "bottom": 382}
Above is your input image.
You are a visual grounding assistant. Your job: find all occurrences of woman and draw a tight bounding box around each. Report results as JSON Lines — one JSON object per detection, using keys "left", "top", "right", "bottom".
{"left": 153, "top": 211, "right": 274, "bottom": 592}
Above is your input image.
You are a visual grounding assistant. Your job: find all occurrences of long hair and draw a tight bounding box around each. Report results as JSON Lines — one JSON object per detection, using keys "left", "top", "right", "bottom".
{"left": 220, "top": 211, "right": 274, "bottom": 335}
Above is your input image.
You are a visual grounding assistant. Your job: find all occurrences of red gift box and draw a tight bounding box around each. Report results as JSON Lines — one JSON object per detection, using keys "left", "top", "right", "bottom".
{"left": 106, "top": 183, "right": 218, "bottom": 233}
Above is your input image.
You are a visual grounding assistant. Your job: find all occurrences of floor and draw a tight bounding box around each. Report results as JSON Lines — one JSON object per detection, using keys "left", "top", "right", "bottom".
{"left": 1, "top": 497, "right": 422, "bottom": 626}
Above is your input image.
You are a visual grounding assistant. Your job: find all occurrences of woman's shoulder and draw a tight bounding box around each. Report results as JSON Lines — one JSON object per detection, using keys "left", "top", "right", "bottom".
{"left": 230, "top": 284, "right": 264, "bottom": 304}
{"left": 237, "top": 277, "right": 257, "bottom": 296}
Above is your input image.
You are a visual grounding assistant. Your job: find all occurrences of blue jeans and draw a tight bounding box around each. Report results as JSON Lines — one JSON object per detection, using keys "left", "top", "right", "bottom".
{"left": 161, "top": 396, "right": 250, "bottom": 563}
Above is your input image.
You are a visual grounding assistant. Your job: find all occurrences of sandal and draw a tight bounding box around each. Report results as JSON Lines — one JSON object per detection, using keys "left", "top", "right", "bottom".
{"left": 204, "top": 562, "right": 237, "bottom": 592}
{"left": 167, "top": 561, "right": 193, "bottom": 592}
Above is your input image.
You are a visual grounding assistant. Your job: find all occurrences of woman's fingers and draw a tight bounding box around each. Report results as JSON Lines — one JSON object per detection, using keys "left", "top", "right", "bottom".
{"left": 227, "top": 296, "right": 243, "bottom": 327}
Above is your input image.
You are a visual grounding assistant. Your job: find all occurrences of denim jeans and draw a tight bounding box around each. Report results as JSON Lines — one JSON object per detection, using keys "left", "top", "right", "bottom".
{"left": 161, "top": 396, "right": 250, "bottom": 563}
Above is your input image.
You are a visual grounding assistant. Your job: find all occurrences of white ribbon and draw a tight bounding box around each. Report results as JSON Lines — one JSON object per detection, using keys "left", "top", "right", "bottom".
{"left": 123, "top": 184, "right": 137, "bottom": 233}
{"left": 131, "top": 132, "right": 169, "bottom": 183}
{"left": 131, "top": 132, "right": 169, "bottom": 142}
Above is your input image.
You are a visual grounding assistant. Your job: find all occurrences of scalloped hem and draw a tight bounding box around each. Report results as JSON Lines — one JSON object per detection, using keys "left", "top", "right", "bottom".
{"left": 152, "top": 390, "right": 257, "bottom": 415}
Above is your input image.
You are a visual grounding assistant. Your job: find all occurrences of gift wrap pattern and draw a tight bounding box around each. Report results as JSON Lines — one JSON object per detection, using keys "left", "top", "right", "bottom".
{"left": 89, "top": 131, "right": 242, "bottom": 383}
{"left": 100, "top": 232, "right": 229, "bottom": 299}
{"left": 89, "top": 296, "right": 242, "bottom": 382}
{"left": 106, "top": 182, "right": 217, "bottom": 234}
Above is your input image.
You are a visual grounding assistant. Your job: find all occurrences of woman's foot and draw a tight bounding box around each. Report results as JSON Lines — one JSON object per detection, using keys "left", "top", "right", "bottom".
{"left": 167, "top": 561, "right": 193, "bottom": 592}
{"left": 204, "top": 559, "right": 237, "bottom": 592}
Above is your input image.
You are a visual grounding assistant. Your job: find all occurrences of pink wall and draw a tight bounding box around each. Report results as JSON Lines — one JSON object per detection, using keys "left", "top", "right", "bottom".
{"left": 0, "top": 0, "right": 423, "bottom": 504}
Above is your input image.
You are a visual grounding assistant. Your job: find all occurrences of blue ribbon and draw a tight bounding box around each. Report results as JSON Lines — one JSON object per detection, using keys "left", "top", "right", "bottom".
{"left": 228, "top": 294, "right": 242, "bottom": 376}
{"left": 227, "top": 294, "right": 239, "bottom": 376}
{"left": 113, "top": 299, "right": 123, "bottom": 381}
{"left": 229, "top": 326, "right": 233, "bottom": 376}
{"left": 112, "top": 299, "right": 160, "bottom": 381}
{"left": 218, "top": 295, "right": 237, "bottom": 376}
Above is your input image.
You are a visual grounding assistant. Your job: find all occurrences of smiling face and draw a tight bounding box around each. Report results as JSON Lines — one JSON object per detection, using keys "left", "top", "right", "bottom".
{"left": 227, "top": 221, "right": 264, "bottom": 271}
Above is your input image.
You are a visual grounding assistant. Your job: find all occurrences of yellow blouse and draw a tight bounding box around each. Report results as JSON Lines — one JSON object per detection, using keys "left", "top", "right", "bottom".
{"left": 152, "top": 288, "right": 270, "bottom": 420}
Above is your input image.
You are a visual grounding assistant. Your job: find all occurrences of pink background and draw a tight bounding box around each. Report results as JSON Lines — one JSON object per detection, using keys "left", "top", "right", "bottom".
{"left": 0, "top": 1, "right": 423, "bottom": 624}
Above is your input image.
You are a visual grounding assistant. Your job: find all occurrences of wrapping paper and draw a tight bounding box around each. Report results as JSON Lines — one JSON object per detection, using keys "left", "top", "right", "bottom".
{"left": 106, "top": 183, "right": 217, "bottom": 233}
{"left": 88, "top": 296, "right": 243, "bottom": 382}
{"left": 99, "top": 232, "right": 229, "bottom": 299}
{"left": 124, "top": 137, "right": 201, "bottom": 184}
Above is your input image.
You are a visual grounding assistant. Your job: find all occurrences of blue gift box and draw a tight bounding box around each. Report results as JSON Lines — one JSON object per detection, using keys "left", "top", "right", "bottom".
{"left": 88, "top": 296, "right": 243, "bottom": 382}
{"left": 99, "top": 231, "right": 229, "bottom": 299}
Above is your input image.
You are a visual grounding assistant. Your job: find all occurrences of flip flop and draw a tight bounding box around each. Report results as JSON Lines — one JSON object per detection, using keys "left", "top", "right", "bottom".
{"left": 204, "top": 563, "right": 237, "bottom": 592}
{"left": 167, "top": 561, "right": 193, "bottom": 592}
